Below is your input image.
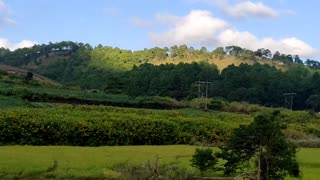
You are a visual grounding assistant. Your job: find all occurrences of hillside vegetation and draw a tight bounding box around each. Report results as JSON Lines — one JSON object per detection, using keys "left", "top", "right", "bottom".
{"left": 1, "top": 42, "right": 320, "bottom": 179}
{"left": 0, "top": 103, "right": 319, "bottom": 147}
{"left": 1, "top": 41, "right": 320, "bottom": 110}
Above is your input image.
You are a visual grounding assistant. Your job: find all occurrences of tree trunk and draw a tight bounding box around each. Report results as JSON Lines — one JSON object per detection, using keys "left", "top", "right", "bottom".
{"left": 266, "top": 158, "right": 270, "bottom": 180}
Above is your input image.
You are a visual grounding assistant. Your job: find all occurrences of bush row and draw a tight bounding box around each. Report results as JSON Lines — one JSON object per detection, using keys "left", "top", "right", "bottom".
{"left": 0, "top": 87, "right": 186, "bottom": 109}
{"left": 0, "top": 107, "right": 231, "bottom": 146}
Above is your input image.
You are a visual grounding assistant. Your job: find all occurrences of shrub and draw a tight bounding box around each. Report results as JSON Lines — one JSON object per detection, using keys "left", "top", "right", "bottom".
{"left": 190, "top": 148, "right": 218, "bottom": 174}
{"left": 113, "top": 157, "right": 194, "bottom": 179}
{"left": 291, "top": 138, "right": 320, "bottom": 148}
{"left": 208, "top": 98, "right": 227, "bottom": 110}
{"left": 223, "top": 101, "right": 260, "bottom": 114}
{"left": 0, "top": 106, "right": 231, "bottom": 146}
{"left": 189, "top": 98, "right": 210, "bottom": 109}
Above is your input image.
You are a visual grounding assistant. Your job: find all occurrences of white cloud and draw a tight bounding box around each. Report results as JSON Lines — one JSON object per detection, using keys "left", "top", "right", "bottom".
{"left": 221, "top": 1, "right": 278, "bottom": 18}
{"left": 0, "top": 38, "right": 38, "bottom": 50}
{"left": 0, "top": 0, "right": 15, "bottom": 27}
{"left": 148, "top": 10, "right": 319, "bottom": 58}
{"left": 186, "top": 0, "right": 294, "bottom": 19}
{"left": 218, "top": 30, "right": 318, "bottom": 57}
{"left": 150, "top": 10, "right": 228, "bottom": 47}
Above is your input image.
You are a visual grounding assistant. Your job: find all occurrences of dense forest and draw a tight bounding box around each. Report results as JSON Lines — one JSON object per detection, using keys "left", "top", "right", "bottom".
{"left": 1, "top": 41, "right": 320, "bottom": 110}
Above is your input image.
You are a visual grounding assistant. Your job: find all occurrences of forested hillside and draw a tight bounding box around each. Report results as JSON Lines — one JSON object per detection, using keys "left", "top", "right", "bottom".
{"left": 1, "top": 41, "right": 320, "bottom": 110}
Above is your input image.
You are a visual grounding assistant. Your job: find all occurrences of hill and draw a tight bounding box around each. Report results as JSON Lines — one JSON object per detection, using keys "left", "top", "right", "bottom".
{"left": 1, "top": 42, "right": 320, "bottom": 110}
{"left": 0, "top": 64, "right": 60, "bottom": 86}
{"left": 0, "top": 42, "right": 301, "bottom": 73}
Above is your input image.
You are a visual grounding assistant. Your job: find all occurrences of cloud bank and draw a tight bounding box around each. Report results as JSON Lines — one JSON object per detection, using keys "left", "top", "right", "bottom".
{"left": 0, "top": 38, "right": 38, "bottom": 50}
{"left": 187, "top": 0, "right": 293, "bottom": 19}
{"left": 220, "top": 1, "right": 278, "bottom": 18}
{"left": 0, "top": 1, "right": 38, "bottom": 50}
{"left": 149, "top": 10, "right": 318, "bottom": 58}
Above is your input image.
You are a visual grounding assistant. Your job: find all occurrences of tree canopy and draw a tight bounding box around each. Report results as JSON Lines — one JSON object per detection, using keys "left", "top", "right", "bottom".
{"left": 220, "top": 111, "right": 300, "bottom": 180}
{"left": 1, "top": 42, "right": 320, "bottom": 110}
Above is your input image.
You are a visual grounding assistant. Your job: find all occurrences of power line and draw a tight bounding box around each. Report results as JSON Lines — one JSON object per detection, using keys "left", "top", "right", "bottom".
{"left": 283, "top": 93, "right": 296, "bottom": 110}
{"left": 195, "top": 80, "right": 212, "bottom": 109}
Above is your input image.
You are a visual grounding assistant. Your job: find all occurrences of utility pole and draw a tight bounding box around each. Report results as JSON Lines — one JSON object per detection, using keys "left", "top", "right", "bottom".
{"left": 195, "top": 80, "right": 212, "bottom": 109}
{"left": 283, "top": 93, "right": 296, "bottom": 110}
{"left": 197, "top": 80, "right": 201, "bottom": 98}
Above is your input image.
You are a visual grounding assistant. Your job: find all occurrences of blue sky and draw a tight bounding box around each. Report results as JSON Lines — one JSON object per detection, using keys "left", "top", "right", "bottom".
{"left": 0, "top": 0, "right": 319, "bottom": 58}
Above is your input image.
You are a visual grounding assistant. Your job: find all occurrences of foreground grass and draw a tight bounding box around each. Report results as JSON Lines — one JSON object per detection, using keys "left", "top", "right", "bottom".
{"left": 0, "top": 146, "right": 319, "bottom": 179}
{"left": 0, "top": 95, "right": 31, "bottom": 108}
{"left": 289, "top": 148, "right": 320, "bottom": 180}
{"left": 0, "top": 145, "right": 198, "bottom": 178}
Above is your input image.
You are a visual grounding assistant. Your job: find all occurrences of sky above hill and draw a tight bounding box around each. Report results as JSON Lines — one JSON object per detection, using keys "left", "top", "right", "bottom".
{"left": 0, "top": 0, "right": 319, "bottom": 58}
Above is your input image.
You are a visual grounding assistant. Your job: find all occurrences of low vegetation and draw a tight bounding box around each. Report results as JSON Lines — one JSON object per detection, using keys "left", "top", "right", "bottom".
{"left": 2, "top": 42, "right": 320, "bottom": 110}
{"left": 0, "top": 105, "right": 248, "bottom": 146}
{"left": 0, "top": 145, "right": 319, "bottom": 179}
{"left": 1, "top": 42, "right": 320, "bottom": 179}
{"left": 0, "top": 103, "right": 319, "bottom": 147}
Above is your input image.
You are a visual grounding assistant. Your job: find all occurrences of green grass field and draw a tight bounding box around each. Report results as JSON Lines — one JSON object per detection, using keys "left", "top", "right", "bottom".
{"left": 0, "top": 146, "right": 319, "bottom": 179}
{"left": 290, "top": 148, "right": 320, "bottom": 180}
{"left": 0, "top": 145, "right": 198, "bottom": 178}
{"left": 0, "top": 95, "right": 31, "bottom": 108}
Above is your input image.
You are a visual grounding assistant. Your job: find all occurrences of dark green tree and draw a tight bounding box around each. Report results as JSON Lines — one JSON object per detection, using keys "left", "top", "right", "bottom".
{"left": 294, "top": 55, "right": 303, "bottom": 64}
{"left": 306, "top": 94, "right": 320, "bottom": 111}
{"left": 212, "top": 47, "right": 225, "bottom": 55}
{"left": 220, "top": 111, "right": 300, "bottom": 180}
{"left": 191, "top": 148, "right": 218, "bottom": 175}
{"left": 25, "top": 72, "right": 33, "bottom": 81}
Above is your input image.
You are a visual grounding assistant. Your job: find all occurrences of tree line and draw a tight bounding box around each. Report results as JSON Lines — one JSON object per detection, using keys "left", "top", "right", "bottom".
{"left": 1, "top": 42, "right": 320, "bottom": 110}
{"left": 0, "top": 42, "right": 316, "bottom": 68}
{"left": 103, "top": 62, "right": 320, "bottom": 110}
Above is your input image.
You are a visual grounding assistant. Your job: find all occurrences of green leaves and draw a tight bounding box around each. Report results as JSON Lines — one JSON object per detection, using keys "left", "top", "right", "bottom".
{"left": 191, "top": 148, "right": 218, "bottom": 173}
{"left": 221, "top": 111, "right": 301, "bottom": 179}
{"left": 0, "top": 105, "right": 232, "bottom": 146}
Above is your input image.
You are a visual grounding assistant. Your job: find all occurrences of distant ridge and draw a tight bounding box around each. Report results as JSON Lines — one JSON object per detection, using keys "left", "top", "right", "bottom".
{"left": 0, "top": 64, "right": 61, "bottom": 86}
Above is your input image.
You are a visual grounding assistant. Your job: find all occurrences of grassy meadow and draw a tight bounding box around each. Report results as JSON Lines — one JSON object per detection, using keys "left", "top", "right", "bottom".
{"left": 0, "top": 95, "right": 31, "bottom": 108}
{"left": 0, "top": 145, "right": 198, "bottom": 178}
{"left": 0, "top": 146, "right": 319, "bottom": 179}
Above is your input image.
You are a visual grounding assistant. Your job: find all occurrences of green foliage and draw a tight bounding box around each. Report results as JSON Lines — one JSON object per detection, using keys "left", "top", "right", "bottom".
{"left": 0, "top": 145, "right": 199, "bottom": 179}
{"left": 0, "top": 82, "right": 187, "bottom": 109}
{"left": 306, "top": 94, "right": 320, "bottom": 111}
{"left": 113, "top": 157, "right": 193, "bottom": 179}
{"left": 0, "top": 95, "right": 31, "bottom": 108}
{"left": 220, "top": 111, "right": 301, "bottom": 179}
{"left": 214, "top": 63, "right": 315, "bottom": 109}
{"left": 125, "top": 62, "right": 219, "bottom": 99}
{"left": 306, "top": 59, "right": 320, "bottom": 69}
{"left": 207, "top": 98, "right": 226, "bottom": 110}
{"left": 4, "top": 41, "right": 319, "bottom": 110}
{"left": 0, "top": 146, "right": 318, "bottom": 179}
{"left": 191, "top": 148, "right": 218, "bottom": 173}
{"left": 24, "top": 71, "right": 33, "bottom": 81}
{"left": 189, "top": 98, "right": 211, "bottom": 109}
{"left": 222, "top": 101, "right": 260, "bottom": 114}
{"left": 0, "top": 105, "right": 239, "bottom": 146}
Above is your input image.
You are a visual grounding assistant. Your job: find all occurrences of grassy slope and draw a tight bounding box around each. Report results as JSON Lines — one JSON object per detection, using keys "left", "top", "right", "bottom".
{"left": 0, "top": 64, "right": 60, "bottom": 86}
{"left": 149, "top": 56, "right": 287, "bottom": 71}
{"left": 0, "top": 146, "right": 318, "bottom": 179}
{"left": 0, "top": 81, "right": 124, "bottom": 101}
{"left": 0, "top": 145, "right": 197, "bottom": 178}
{"left": 0, "top": 95, "right": 31, "bottom": 108}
